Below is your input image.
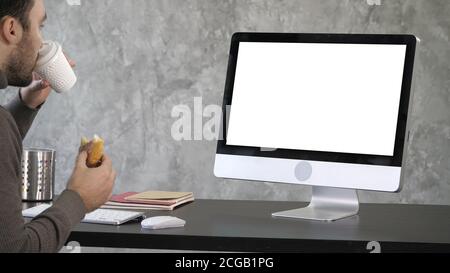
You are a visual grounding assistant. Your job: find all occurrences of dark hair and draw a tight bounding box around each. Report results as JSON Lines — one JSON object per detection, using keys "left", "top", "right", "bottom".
{"left": 0, "top": 0, "right": 34, "bottom": 31}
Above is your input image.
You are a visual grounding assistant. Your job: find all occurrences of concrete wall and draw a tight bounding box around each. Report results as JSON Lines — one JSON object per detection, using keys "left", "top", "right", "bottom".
{"left": 1, "top": 0, "right": 449, "bottom": 205}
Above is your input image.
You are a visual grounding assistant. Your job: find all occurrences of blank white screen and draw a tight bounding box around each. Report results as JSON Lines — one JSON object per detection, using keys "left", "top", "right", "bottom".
{"left": 226, "top": 42, "right": 407, "bottom": 156}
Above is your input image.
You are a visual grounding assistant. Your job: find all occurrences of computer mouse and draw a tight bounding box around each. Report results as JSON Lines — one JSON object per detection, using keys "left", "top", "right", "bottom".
{"left": 141, "top": 216, "right": 186, "bottom": 230}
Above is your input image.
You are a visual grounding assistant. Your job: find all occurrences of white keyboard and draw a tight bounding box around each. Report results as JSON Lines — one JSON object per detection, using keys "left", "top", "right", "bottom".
{"left": 23, "top": 204, "right": 145, "bottom": 226}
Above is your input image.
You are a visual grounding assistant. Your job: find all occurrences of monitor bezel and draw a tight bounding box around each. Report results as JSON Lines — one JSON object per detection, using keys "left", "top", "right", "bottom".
{"left": 216, "top": 32, "right": 416, "bottom": 167}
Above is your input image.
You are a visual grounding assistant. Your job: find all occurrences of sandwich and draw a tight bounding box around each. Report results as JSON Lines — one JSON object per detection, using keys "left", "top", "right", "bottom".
{"left": 80, "top": 134, "right": 104, "bottom": 168}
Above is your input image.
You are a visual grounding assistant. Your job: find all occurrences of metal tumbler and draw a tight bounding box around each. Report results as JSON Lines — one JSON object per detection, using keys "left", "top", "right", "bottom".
{"left": 21, "top": 148, "right": 56, "bottom": 201}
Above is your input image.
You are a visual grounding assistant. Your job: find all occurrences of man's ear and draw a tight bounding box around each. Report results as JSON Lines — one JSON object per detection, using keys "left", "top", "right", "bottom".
{"left": 0, "top": 17, "right": 23, "bottom": 45}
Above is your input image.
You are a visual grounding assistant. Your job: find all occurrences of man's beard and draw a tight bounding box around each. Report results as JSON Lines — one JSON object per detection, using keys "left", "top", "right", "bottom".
{"left": 5, "top": 35, "right": 37, "bottom": 87}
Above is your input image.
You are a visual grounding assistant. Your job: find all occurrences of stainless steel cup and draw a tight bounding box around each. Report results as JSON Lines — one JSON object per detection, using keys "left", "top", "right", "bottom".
{"left": 21, "top": 149, "right": 56, "bottom": 201}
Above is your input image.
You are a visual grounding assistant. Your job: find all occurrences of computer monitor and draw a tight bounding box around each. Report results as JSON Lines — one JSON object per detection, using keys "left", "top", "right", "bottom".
{"left": 214, "top": 33, "right": 417, "bottom": 221}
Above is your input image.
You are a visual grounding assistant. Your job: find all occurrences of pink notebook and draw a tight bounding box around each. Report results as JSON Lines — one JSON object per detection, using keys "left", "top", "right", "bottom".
{"left": 110, "top": 192, "right": 189, "bottom": 205}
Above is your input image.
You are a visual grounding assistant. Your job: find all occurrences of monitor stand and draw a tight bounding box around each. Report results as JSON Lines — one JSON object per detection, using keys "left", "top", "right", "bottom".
{"left": 272, "top": 186, "right": 359, "bottom": 221}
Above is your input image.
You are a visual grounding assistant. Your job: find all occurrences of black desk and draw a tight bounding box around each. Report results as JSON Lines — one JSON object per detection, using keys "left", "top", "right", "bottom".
{"left": 24, "top": 199, "right": 450, "bottom": 252}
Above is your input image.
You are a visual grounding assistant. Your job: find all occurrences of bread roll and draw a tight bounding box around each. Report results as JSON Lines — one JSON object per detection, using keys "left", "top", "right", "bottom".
{"left": 80, "top": 135, "right": 104, "bottom": 168}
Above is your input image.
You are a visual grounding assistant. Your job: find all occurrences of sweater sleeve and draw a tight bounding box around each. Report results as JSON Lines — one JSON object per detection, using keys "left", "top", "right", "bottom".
{"left": 4, "top": 91, "right": 40, "bottom": 140}
{"left": 0, "top": 108, "right": 86, "bottom": 253}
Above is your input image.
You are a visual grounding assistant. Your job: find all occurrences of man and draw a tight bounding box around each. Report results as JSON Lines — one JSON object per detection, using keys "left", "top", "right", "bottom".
{"left": 0, "top": 0, "right": 116, "bottom": 252}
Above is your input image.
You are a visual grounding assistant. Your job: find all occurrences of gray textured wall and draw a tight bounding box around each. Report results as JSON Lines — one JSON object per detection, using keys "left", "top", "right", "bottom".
{"left": 1, "top": 0, "right": 449, "bottom": 205}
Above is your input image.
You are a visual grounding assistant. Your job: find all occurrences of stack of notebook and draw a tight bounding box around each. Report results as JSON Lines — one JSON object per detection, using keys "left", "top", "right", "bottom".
{"left": 102, "top": 191, "right": 194, "bottom": 211}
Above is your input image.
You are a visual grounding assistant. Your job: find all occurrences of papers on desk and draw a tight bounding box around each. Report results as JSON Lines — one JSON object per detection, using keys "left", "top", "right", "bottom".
{"left": 102, "top": 191, "right": 194, "bottom": 211}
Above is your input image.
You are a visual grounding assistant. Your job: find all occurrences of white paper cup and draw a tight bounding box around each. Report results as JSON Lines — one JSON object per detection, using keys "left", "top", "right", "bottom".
{"left": 35, "top": 41, "right": 77, "bottom": 93}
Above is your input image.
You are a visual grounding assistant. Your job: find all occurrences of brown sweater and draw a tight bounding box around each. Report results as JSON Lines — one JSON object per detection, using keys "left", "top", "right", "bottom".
{"left": 0, "top": 71, "right": 86, "bottom": 252}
